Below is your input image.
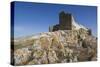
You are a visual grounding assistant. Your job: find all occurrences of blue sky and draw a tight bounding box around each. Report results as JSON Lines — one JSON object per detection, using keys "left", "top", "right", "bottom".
{"left": 13, "top": 1, "right": 97, "bottom": 37}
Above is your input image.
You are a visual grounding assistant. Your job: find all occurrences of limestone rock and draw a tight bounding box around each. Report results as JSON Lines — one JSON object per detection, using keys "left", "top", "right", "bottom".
{"left": 13, "top": 30, "right": 97, "bottom": 65}
{"left": 14, "top": 47, "right": 32, "bottom": 65}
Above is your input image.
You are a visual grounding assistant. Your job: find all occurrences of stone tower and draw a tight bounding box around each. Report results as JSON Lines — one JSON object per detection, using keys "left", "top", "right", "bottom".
{"left": 59, "top": 11, "right": 72, "bottom": 30}
{"left": 49, "top": 11, "right": 72, "bottom": 32}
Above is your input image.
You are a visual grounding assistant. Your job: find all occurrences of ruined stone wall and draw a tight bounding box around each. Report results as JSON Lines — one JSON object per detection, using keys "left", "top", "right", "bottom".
{"left": 59, "top": 11, "right": 72, "bottom": 30}
{"left": 49, "top": 11, "right": 72, "bottom": 32}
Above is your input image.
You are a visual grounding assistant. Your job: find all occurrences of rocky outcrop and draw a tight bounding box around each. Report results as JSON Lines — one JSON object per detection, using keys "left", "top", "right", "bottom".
{"left": 13, "top": 29, "right": 97, "bottom": 65}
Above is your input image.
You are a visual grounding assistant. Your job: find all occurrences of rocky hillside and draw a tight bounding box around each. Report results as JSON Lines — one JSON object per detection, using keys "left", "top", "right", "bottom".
{"left": 12, "top": 29, "right": 97, "bottom": 65}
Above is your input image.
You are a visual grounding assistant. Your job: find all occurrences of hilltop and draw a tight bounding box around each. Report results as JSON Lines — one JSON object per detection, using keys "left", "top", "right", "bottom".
{"left": 12, "top": 29, "right": 97, "bottom": 65}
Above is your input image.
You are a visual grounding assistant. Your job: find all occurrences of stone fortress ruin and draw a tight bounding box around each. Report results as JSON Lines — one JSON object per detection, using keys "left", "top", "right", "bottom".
{"left": 49, "top": 11, "right": 92, "bottom": 35}
{"left": 49, "top": 11, "right": 72, "bottom": 31}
